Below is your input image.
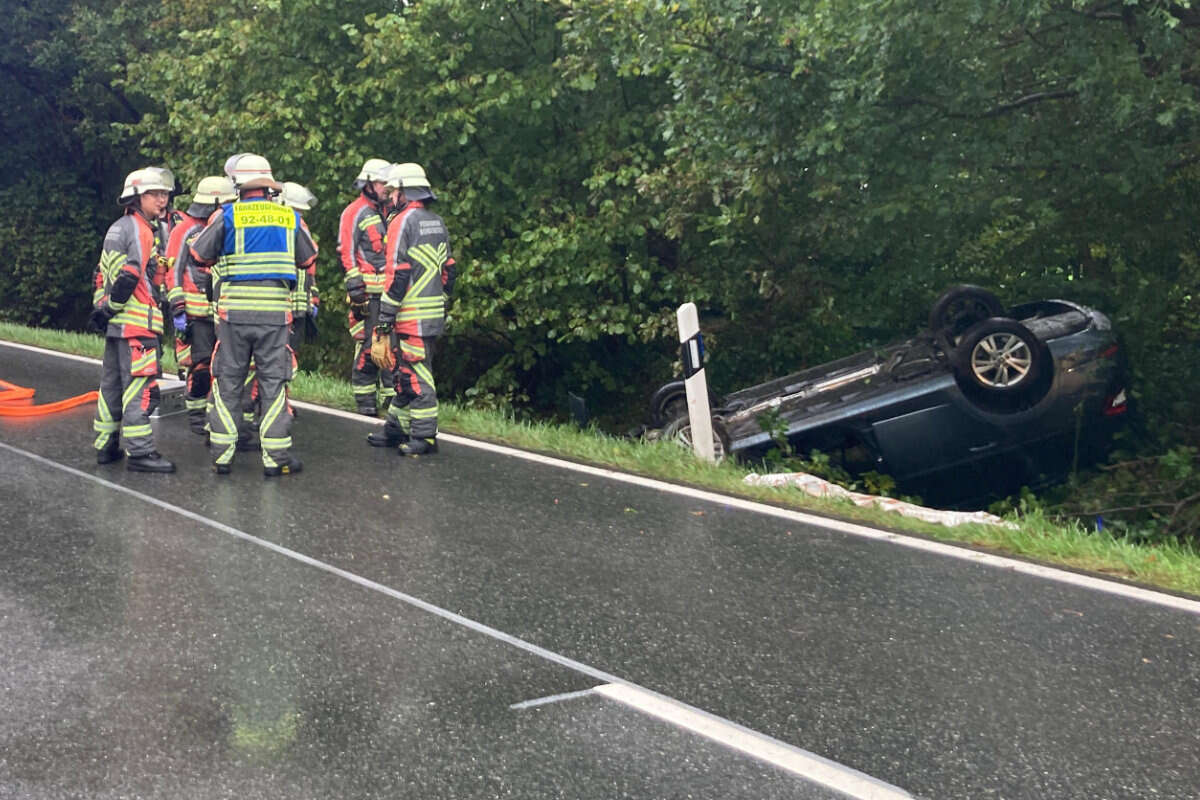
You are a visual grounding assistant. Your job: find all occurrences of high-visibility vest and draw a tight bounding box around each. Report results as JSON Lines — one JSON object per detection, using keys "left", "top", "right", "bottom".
{"left": 211, "top": 200, "right": 299, "bottom": 322}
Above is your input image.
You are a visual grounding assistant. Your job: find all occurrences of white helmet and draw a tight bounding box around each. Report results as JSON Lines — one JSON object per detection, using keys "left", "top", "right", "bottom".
{"left": 386, "top": 162, "right": 436, "bottom": 202}
{"left": 278, "top": 181, "right": 317, "bottom": 211}
{"left": 225, "top": 152, "right": 282, "bottom": 191}
{"left": 385, "top": 162, "right": 430, "bottom": 189}
{"left": 192, "top": 175, "right": 237, "bottom": 204}
{"left": 118, "top": 166, "right": 174, "bottom": 203}
{"left": 356, "top": 158, "right": 392, "bottom": 183}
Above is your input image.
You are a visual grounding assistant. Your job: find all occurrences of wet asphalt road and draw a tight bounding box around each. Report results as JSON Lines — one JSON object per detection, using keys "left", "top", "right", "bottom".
{"left": 1, "top": 339, "right": 1199, "bottom": 800}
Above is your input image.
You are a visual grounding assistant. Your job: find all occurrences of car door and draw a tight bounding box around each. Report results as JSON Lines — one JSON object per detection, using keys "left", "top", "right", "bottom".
{"left": 870, "top": 397, "right": 1003, "bottom": 481}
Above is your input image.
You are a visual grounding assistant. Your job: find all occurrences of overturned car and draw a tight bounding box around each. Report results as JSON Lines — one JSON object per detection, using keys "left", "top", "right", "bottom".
{"left": 649, "top": 286, "right": 1128, "bottom": 504}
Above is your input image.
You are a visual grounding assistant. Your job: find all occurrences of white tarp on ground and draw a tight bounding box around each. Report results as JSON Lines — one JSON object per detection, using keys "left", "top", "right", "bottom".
{"left": 743, "top": 472, "right": 1016, "bottom": 529}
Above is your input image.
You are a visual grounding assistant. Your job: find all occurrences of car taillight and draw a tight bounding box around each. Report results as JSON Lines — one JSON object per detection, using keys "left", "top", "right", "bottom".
{"left": 1104, "top": 388, "right": 1128, "bottom": 416}
{"left": 1100, "top": 344, "right": 1119, "bottom": 359}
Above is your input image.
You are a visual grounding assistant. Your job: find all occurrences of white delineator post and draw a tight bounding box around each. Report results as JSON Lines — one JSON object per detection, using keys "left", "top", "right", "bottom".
{"left": 676, "top": 302, "right": 715, "bottom": 463}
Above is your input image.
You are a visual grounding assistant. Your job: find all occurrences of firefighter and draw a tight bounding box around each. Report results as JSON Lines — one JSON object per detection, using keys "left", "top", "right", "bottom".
{"left": 338, "top": 158, "right": 395, "bottom": 416}
{"left": 279, "top": 181, "right": 320, "bottom": 356}
{"left": 189, "top": 154, "right": 317, "bottom": 476}
{"left": 161, "top": 169, "right": 186, "bottom": 235}
{"left": 165, "top": 175, "right": 237, "bottom": 435}
{"left": 89, "top": 167, "right": 177, "bottom": 473}
{"left": 367, "top": 162, "right": 456, "bottom": 456}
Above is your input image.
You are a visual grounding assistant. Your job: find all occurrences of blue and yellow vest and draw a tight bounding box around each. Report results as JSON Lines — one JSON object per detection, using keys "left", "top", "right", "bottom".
{"left": 212, "top": 200, "right": 300, "bottom": 324}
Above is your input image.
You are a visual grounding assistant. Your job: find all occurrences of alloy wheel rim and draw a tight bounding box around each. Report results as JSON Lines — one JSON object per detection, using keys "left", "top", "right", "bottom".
{"left": 970, "top": 332, "right": 1032, "bottom": 387}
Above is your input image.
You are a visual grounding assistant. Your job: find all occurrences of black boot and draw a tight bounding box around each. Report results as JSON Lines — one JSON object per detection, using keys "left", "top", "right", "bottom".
{"left": 366, "top": 427, "right": 410, "bottom": 447}
{"left": 127, "top": 451, "right": 176, "bottom": 473}
{"left": 263, "top": 456, "right": 303, "bottom": 477}
{"left": 398, "top": 438, "right": 438, "bottom": 456}
{"left": 356, "top": 403, "right": 378, "bottom": 417}
{"left": 96, "top": 441, "right": 124, "bottom": 465}
{"left": 236, "top": 433, "right": 259, "bottom": 452}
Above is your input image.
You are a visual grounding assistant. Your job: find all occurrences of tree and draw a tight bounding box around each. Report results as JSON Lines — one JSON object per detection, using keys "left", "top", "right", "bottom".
{"left": 0, "top": 0, "right": 162, "bottom": 327}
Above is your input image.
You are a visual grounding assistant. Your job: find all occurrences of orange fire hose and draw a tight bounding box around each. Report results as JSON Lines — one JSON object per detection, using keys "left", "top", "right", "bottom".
{"left": 0, "top": 379, "right": 97, "bottom": 416}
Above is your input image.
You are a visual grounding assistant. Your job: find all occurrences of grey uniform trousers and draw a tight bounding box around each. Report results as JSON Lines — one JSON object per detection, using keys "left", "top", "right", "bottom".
{"left": 209, "top": 319, "right": 293, "bottom": 468}
{"left": 93, "top": 335, "right": 162, "bottom": 457}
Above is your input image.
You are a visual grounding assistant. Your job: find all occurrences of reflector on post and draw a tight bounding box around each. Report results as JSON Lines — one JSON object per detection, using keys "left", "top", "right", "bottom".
{"left": 676, "top": 302, "right": 715, "bottom": 463}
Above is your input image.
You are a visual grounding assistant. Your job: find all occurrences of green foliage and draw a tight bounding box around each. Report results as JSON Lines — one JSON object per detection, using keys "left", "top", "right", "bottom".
{"left": 0, "top": 0, "right": 158, "bottom": 327}
{"left": 1042, "top": 446, "right": 1200, "bottom": 546}
{"left": 0, "top": 176, "right": 100, "bottom": 327}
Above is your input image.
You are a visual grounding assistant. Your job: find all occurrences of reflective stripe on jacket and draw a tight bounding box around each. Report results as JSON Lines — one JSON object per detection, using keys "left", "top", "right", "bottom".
{"left": 337, "top": 195, "right": 387, "bottom": 295}
{"left": 292, "top": 217, "right": 319, "bottom": 314}
{"left": 382, "top": 202, "right": 455, "bottom": 338}
{"left": 165, "top": 215, "right": 211, "bottom": 318}
{"left": 96, "top": 213, "right": 165, "bottom": 338}
{"left": 189, "top": 197, "right": 317, "bottom": 325}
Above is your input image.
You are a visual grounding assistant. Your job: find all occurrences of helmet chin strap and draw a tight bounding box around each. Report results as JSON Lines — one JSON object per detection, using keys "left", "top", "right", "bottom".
{"left": 126, "top": 197, "right": 158, "bottom": 222}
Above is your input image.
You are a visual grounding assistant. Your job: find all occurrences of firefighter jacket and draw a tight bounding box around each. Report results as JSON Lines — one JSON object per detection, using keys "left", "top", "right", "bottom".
{"left": 92, "top": 211, "right": 166, "bottom": 338}
{"left": 165, "top": 213, "right": 211, "bottom": 319}
{"left": 189, "top": 196, "right": 318, "bottom": 326}
{"left": 379, "top": 201, "right": 456, "bottom": 338}
{"left": 337, "top": 194, "right": 387, "bottom": 298}
{"left": 292, "top": 217, "right": 320, "bottom": 317}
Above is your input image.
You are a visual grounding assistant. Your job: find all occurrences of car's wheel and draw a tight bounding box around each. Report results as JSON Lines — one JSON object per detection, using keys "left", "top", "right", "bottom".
{"left": 661, "top": 414, "right": 732, "bottom": 462}
{"left": 929, "top": 285, "right": 1005, "bottom": 340}
{"left": 648, "top": 381, "right": 689, "bottom": 429}
{"left": 953, "top": 317, "right": 1045, "bottom": 395}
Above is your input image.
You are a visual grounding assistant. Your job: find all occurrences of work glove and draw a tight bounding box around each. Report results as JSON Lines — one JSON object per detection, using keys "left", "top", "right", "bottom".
{"left": 369, "top": 328, "right": 395, "bottom": 371}
{"left": 88, "top": 304, "right": 116, "bottom": 333}
{"left": 173, "top": 313, "right": 188, "bottom": 333}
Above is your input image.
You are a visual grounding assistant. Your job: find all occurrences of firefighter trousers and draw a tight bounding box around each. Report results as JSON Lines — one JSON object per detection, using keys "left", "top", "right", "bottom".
{"left": 179, "top": 318, "right": 215, "bottom": 433}
{"left": 351, "top": 295, "right": 395, "bottom": 412}
{"left": 209, "top": 320, "right": 293, "bottom": 468}
{"left": 386, "top": 334, "right": 438, "bottom": 441}
{"left": 93, "top": 336, "right": 162, "bottom": 457}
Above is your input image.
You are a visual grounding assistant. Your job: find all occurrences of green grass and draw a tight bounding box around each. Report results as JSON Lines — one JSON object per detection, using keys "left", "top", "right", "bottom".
{"left": 4, "top": 320, "right": 1199, "bottom": 597}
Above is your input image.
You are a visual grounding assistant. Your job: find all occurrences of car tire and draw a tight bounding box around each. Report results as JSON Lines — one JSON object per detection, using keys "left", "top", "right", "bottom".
{"left": 929, "top": 285, "right": 1005, "bottom": 340}
{"left": 953, "top": 317, "right": 1046, "bottom": 395}
{"left": 661, "top": 414, "right": 732, "bottom": 462}
{"left": 648, "top": 381, "right": 689, "bottom": 429}
{"left": 648, "top": 381, "right": 719, "bottom": 429}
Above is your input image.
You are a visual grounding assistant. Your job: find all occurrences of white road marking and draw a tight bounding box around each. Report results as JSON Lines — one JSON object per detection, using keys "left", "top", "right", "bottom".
{"left": 596, "top": 683, "right": 915, "bottom": 799}
{"left": 0, "top": 338, "right": 109, "bottom": 366}
{"left": 0, "top": 439, "right": 914, "bottom": 800}
{"left": 509, "top": 688, "right": 597, "bottom": 710}
{"left": 4, "top": 336, "right": 1199, "bottom": 616}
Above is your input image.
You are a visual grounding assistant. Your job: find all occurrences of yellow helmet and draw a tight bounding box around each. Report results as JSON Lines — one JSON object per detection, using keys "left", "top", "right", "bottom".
{"left": 278, "top": 181, "right": 317, "bottom": 211}
{"left": 118, "top": 167, "right": 174, "bottom": 203}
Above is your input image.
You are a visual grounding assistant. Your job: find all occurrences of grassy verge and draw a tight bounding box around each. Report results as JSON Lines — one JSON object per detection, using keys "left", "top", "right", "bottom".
{"left": 3, "top": 321, "right": 1198, "bottom": 597}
